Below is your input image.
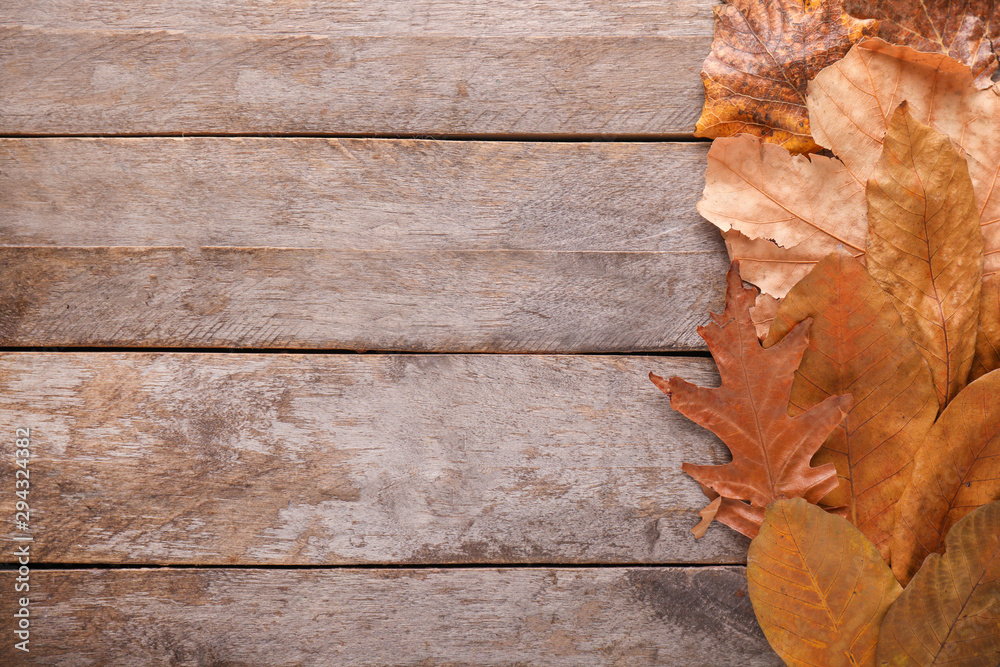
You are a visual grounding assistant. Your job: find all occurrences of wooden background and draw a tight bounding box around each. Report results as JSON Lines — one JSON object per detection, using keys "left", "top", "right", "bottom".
{"left": 0, "top": 2, "right": 782, "bottom": 664}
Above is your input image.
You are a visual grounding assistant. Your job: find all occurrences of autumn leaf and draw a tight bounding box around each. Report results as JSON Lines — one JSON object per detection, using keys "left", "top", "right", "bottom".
{"left": 697, "top": 135, "right": 867, "bottom": 300}
{"left": 877, "top": 500, "right": 1000, "bottom": 666}
{"left": 695, "top": 0, "right": 877, "bottom": 153}
{"left": 891, "top": 369, "right": 1000, "bottom": 584}
{"left": 843, "top": 0, "right": 999, "bottom": 88}
{"left": 972, "top": 273, "right": 1000, "bottom": 380}
{"left": 649, "top": 262, "right": 851, "bottom": 538}
{"left": 808, "top": 39, "right": 1000, "bottom": 280}
{"left": 748, "top": 498, "right": 901, "bottom": 667}
{"left": 865, "top": 103, "right": 982, "bottom": 407}
{"left": 765, "top": 249, "right": 937, "bottom": 560}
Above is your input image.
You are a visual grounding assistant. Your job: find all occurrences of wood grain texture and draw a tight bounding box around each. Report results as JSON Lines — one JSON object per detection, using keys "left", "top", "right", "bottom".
{"left": 0, "top": 567, "right": 780, "bottom": 666}
{"left": 6, "top": 0, "right": 714, "bottom": 36}
{"left": 0, "top": 353, "right": 749, "bottom": 565}
{"left": 0, "top": 26, "right": 708, "bottom": 136}
{"left": 0, "top": 139, "right": 726, "bottom": 351}
{"left": 0, "top": 138, "right": 712, "bottom": 250}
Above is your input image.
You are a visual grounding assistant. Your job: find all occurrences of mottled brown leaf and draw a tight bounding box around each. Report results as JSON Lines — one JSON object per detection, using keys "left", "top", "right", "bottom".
{"left": 844, "top": 0, "right": 999, "bottom": 88}
{"left": 878, "top": 500, "right": 1000, "bottom": 666}
{"left": 809, "top": 39, "right": 1000, "bottom": 279}
{"left": 748, "top": 498, "right": 901, "bottom": 667}
{"left": 866, "top": 103, "right": 982, "bottom": 407}
{"left": 696, "top": 0, "right": 877, "bottom": 153}
{"left": 698, "top": 135, "right": 867, "bottom": 299}
{"left": 650, "top": 262, "right": 851, "bottom": 538}
{"left": 765, "top": 250, "right": 937, "bottom": 560}
{"left": 891, "top": 369, "right": 1000, "bottom": 584}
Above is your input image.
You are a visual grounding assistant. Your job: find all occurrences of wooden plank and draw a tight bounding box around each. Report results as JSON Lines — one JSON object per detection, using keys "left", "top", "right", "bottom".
{"left": 0, "top": 139, "right": 725, "bottom": 351}
{"left": 0, "top": 26, "right": 708, "bottom": 136}
{"left": 0, "top": 567, "right": 780, "bottom": 665}
{"left": 1, "top": 138, "right": 712, "bottom": 251}
{"left": 5, "top": 0, "right": 714, "bottom": 36}
{"left": 0, "top": 353, "right": 746, "bottom": 565}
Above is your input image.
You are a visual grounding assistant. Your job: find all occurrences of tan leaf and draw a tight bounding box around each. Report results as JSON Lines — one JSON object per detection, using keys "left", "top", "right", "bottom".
{"left": 750, "top": 292, "right": 780, "bottom": 340}
{"left": 695, "top": 0, "right": 877, "bottom": 153}
{"left": 892, "top": 369, "right": 1000, "bottom": 585}
{"left": 843, "top": 0, "right": 999, "bottom": 88}
{"left": 972, "top": 273, "right": 1000, "bottom": 380}
{"left": 691, "top": 496, "right": 722, "bottom": 538}
{"left": 748, "top": 498, "right": 901, "bottom": 667}
{"left": 765, "top": 249, "right": 937, "bottom": 560}
{"left": 878, "top": 500, "right": 1000, "bottom": 666}
{"left": 808, "top": 38, "right": 1000, "bottom": 278}
{"left": 650, "top": 262, "right": 851, "bottom": 538}
{"left": 698, "top": 134, "right": 868, "bottom": 299}
{"left": 865, "top": 103, "right": 982, "bottom": 407}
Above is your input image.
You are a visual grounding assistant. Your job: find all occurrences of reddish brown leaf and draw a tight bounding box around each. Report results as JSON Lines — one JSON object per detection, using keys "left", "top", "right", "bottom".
{"left": 765, "top": 249, "right": 937, "bottom": 560}
{"left": 878, "top": 500, "right": 1000, "bottom": 666}
{"left": 892, "top": 369, "right": 1000, "bottom": 585}
{"left": 695, "top": 0, "right": 877, "bottom": 153}
{"left": 650, "top": 262, "right": 851, "bottom": 538}
{"left": 972, "top": 273, "right": 1000, "bottom": 380}
{"left": 748, "top": 499, "right": 901, "bottom": 667}
{"left": 844, "top": 0, "right": 999, "bottom": 88}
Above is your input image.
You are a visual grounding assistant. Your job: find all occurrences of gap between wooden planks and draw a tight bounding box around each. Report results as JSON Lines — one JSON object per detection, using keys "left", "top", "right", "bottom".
{"left": 0, "top": 567, "right": 780, "bottom": 666}
{"left": 0, "top": 138, "right": 724, "bottom": 352}
{"left": 0, "top": 353, "right": 747, "bottom": 566}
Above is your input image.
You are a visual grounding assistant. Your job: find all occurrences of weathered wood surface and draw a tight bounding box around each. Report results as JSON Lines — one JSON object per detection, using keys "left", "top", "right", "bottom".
{"left": 5, "top": 0, "right": 714, "bottom": 35}
{"left": 1, "top": 138, "right": 711, "bottom": 250}
{"left": 0, "top": 26, "right": 709, "bottom": 136}
{"left": 0, "top": 567, "right": 780, "bottom": 666}
{"left": 0, "top": 139, "right": 726, "bottom": 351}
{"left": 0, "top": 353, "right": 746, "bottom": 565}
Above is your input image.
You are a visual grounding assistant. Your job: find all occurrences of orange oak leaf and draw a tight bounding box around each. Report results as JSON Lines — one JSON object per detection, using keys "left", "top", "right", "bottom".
{"left": 808, "top": 38, "right": 1000, "bottom": 279}
{"left": 649, "top": 262, "right": 852, "bottom": 538}
{"left": 891, "top": 369, "right": 1000, "bottom": 584}
{"left": 748, "top": 499, "right": 901, "bottom": 667}
{"left": 877, "top": 500, "right": 1000, "bottom": 666}
{"left": 843, "top": 0, "right": 999, "bottom": 88}
{"left": 764, "top": 249, "right": 937, "bottom": 561}
{"left": 695, "top": 0, "right": 877, "bottom": 154}
{"left": 697, "top": 135, "right": 867, "bottom": 300}
{"left": 865, "top": 103, "right": 982, "bottom": 407}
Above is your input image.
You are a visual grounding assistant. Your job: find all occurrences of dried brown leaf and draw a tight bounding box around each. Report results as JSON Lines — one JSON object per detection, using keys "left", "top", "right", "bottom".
{"left": 865, "top": 103, "right": 982, "bottom": 407}
{"left": 972, "top": 273, "right": 1000, "bottom": 379}
{"left": 698, "top": 135, "right": 867, "bottom": 299}
{"left": 808, "top": 38, "right": 1000, "bottom": 279}
{"left": 748, "top": 498, "right": 901, "bottom": 667}
{"left": 765, "top": 250, "right": 937, "bottom": 560}
{"left": 891, "top": 369, "right": 1000, "bottom": 584}
{"left": 650, "top": 262, "right": 851, "bottom": 538}
{"left": 695, "top": 0, "right": 877, "bottom": 153}
{"left": 878, "top": 500, "right": 1000, "bottom": 666}
{"left": 844, "top": 0, "right": 999, "bottom": 88}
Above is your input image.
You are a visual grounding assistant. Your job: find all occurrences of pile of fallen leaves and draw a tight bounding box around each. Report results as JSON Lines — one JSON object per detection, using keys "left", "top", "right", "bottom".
{"left": 650, "top": 1, "right": 1000, "bottom": 664}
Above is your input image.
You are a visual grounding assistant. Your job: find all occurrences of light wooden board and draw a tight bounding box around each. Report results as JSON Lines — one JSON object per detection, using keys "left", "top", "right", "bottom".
{"left": 5, "top": 0, "right": 714, "bottom": 36}
{"left": 0, "top": 353, "right": 746, "bottom": 565}
{"left": 0, "top": 26, "right": 709, "bottom": 136}
{"left": 0, "top": 139, "right": 726, "bottom": 351}
{"left": 0, "top": 567, "right": 780, "bottom": 665}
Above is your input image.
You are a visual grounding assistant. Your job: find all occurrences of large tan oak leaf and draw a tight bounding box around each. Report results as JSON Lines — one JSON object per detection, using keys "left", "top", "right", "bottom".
{"left": 891, "top": 369, "right": 1000, "bottom": 585}
{"left": 844, "top": 0, "right": 999, "bottom": 88}
{"left": 698, "top": 135, "right": 867, "bottom": 300}
{"left": 808, "top": 39, "right": 1000, "bottom": 281}
{"left": 866, "top": 104, "right": 982, "bottom": 407}
{"left": 650, "top": 263, "right": 851, "bottom": 538}
{"left": 695, "top": 0, "right": 877, "bottom": 154}
{"left": 765, "top": 250, "right": 937, "bottom": 560}
{"left": 748, "top": 499, "right": 901, "bottom": 667}
{"left": 878, "top": 500, "right": 1000, "bottom": 666}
